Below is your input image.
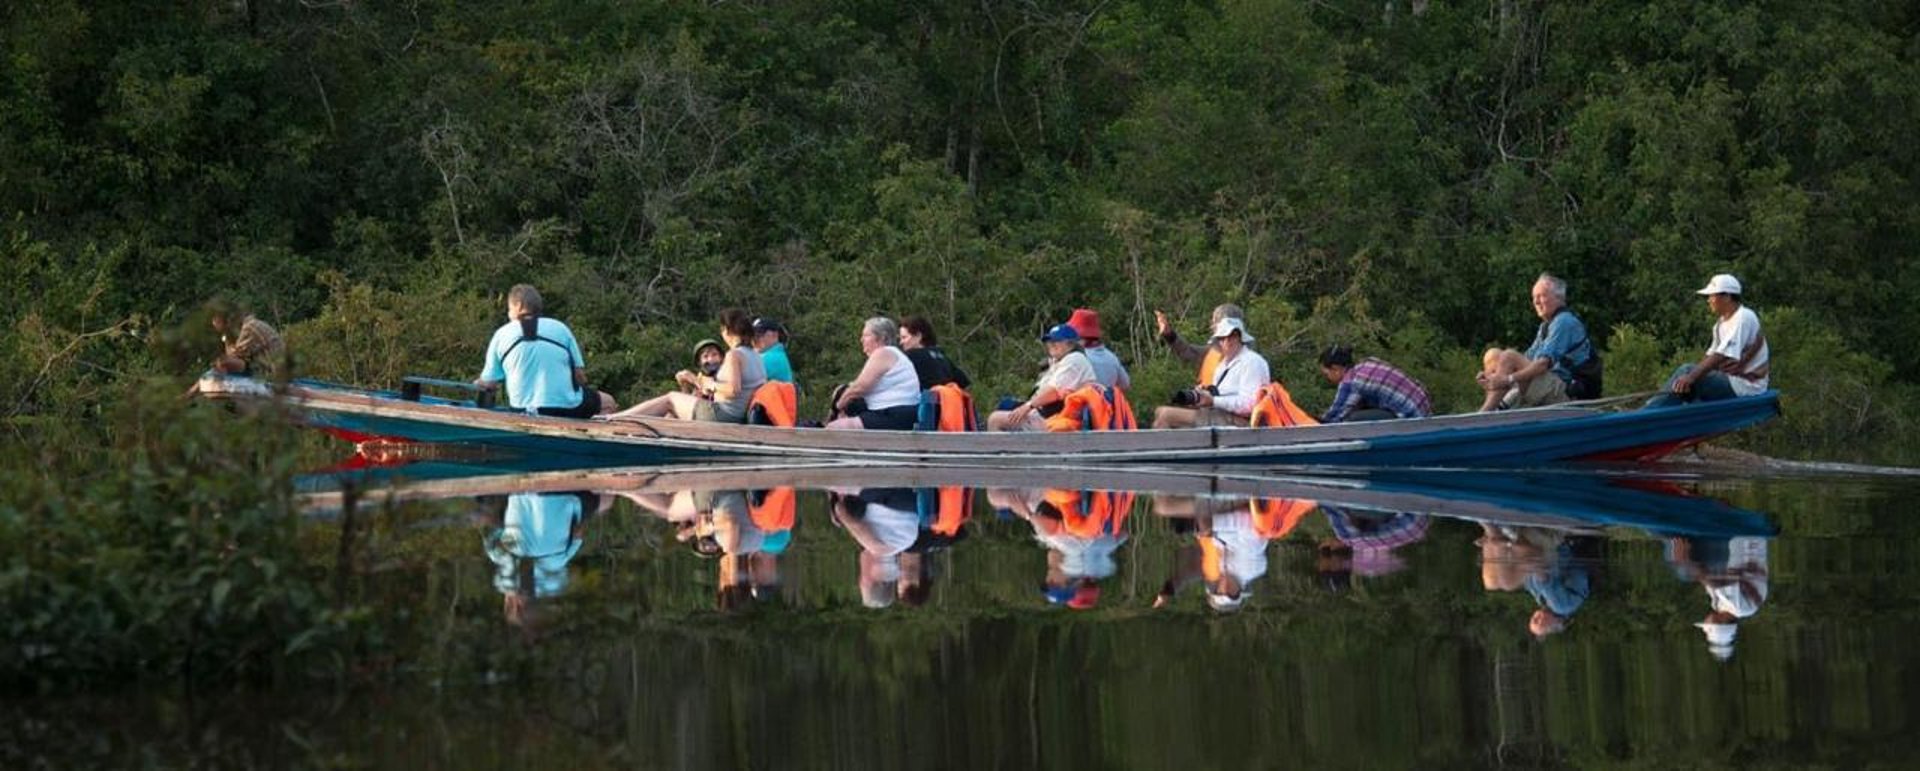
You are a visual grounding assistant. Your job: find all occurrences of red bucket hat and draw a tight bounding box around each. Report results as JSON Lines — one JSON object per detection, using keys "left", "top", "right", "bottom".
{"left": 1066, "top": 308, "right": 1104, "bottom": 340}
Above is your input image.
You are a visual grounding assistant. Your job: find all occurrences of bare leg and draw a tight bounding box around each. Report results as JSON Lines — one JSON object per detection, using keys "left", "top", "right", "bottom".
{"left": 607, "top": 392, "right": 687, "bottom": 420}
{"left": 986, "top": 410, "right": 1016, "bottom": 431}
{"left": 1153, "top": 406, "right": 1199, "bottom": 429}
{"left": 826, "top": 415, "right": 865, "bottom": 430}
{"left": 1478, "top": 348, "right": 1529, "bottom": 412}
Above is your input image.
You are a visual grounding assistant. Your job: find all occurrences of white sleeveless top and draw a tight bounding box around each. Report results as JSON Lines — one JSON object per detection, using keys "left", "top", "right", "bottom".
{"left": 866, "top": 346, "right": 922, "bottom": 410}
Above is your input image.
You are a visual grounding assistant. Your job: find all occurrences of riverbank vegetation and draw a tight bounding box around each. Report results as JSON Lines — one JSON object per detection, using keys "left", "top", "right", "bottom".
{"left": 5, "top": 1, "right": 1920, "bottom": 693}
{"left": 5, "top": 1, "right": 1919, "bottom": 461}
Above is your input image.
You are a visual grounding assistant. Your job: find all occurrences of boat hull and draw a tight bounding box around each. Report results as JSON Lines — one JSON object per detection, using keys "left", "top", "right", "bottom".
{"left": 207, "top": 378, "right": 1782, "bottom": 469}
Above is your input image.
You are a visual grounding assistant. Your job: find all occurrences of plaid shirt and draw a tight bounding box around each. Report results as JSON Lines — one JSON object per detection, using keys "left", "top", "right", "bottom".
{"left": 223, "top": 315, "right": 285, "bottom": 378}
{"left": 1321, "top": 358, "right": 1431, "bottom": 423}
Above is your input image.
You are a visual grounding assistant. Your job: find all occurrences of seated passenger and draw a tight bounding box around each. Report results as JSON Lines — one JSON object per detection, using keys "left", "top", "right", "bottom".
{"left": 1155, "top": 303, "right": 1245, "bottom": 387}
{"left": 607, "top": 308, "right": 764, "bottom": 422}
{"left": 826, "top": 317, "right": 923, "bottom": 430}
{"left": 1152, "top": 318, "right": 1270, "bottom": 428}
{"left": 898, "top": 315, "right": 971, "bottom": 390}
{"left": 750, "top": 317, "right": 796, "bottom": 386}
{"left": 677, "top": 338, "right": 725, "bottom": 393}
{"left": 986, "top": 324, "right": 1099, "bottom": 432}
{"left": 208, "top": 299, "right": 287, "bottom": 381}
{"left": 1645, "top": 274, "right": 1770, "bottom": 409}
{"left": 1477, "top": 273, "right": 1598, "bottom": 411}
{"left": 1067, "top": 308, "right": 1130, "bottom": 391}
{"left": 1315, "top": 344, "right": 1432, "bottom": 423}
{"left": 476, "top": 284, "right": 619, "bottom": 418}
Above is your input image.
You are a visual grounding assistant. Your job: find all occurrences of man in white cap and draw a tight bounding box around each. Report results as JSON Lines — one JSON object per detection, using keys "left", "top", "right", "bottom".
{"left": 1647, "top": 273, "right": 1770, "bottom": 408}
{"left": 1151, "top": 317, "right": 1272, "bottom": 428}
{"left": 1689, "top": 536, "right": 1769, "bottom": 661}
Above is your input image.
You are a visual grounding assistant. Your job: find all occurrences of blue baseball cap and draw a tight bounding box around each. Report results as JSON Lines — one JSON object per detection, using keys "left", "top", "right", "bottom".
{"left": 1042, "top": 584, "right": 1077, "bottom": 605}
{"left": 1039, "top": 324, "right": 1081, "bottom": 343}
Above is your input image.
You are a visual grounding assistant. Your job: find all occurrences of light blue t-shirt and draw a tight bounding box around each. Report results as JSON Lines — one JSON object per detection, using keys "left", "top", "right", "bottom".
{"left": 1524, "top": 310, "right": 1591, "bottom": 385}
{"left": 481, "top": 317, "right": 587, "bottom": 410}
{"left": 1083, "top": 344, "right": 1131, "bottom": 391}
{"left": 486, "top": 493, "right": 584, "bottom": 598}
{"left": 761, "top": 343, "right": 795, "bottom": 385}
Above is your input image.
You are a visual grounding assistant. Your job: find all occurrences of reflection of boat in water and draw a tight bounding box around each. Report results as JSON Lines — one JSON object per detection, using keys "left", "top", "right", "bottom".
{"left": 297, "top": 461, "right": 1775, "bottom": 538}
{"left": 208, "top": 375, "right": 1781, "bottom": 468}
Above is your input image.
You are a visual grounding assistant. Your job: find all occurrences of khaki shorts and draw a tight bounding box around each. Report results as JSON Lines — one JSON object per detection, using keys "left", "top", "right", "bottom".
{"left": 1504, "top": 375, "right": 1570, "bottom": 409}
{"left": 1194, "top": 407, "right": 1251, "bottom": 427}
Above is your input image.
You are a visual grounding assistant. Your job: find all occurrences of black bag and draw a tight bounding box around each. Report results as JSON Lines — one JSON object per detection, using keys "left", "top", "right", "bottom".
{"left": 1568, "top": 347, "right": 1604, "bottom": 400}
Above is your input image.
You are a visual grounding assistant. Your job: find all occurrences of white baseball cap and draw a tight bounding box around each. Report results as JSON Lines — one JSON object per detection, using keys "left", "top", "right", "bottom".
{"left": 1696, "top": 274, "right": 1743, "bottom": 295}
{"left": 1210, "top": 317, "right": 1255, "bottom": 342}
{"left": 1695, "top": 620, "right": 1738, "bottom": 661}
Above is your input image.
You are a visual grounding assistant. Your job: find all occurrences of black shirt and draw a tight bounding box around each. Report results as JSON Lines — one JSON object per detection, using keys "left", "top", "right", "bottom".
{"left": 905, "top": 346, "right": 971, "bottom": 390}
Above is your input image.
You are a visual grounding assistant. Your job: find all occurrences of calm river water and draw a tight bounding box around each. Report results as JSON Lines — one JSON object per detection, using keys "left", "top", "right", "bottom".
{"left": 10, "top": 462, "right": 1918, "bottom": 769}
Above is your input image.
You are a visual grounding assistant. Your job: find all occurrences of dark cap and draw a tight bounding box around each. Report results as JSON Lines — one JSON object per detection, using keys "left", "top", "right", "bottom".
{"left": 751, "top": 317, "right": 788, "bottom": 340}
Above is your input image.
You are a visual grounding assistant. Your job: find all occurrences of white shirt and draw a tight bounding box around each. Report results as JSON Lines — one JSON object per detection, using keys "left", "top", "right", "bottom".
{"left": 1038, "top": 350, "right": 1099, "bottom": 396}
{"left": 1208, "top": 347, "right": 1272, "bottom": 415}
{"left": 1210, "top": 511, "right": 1270, "bottom": 584}
{"left": 1709, "top": 306, "right": 1769, "bottom": 396}
{"left": 865, "top": 346, "right": 923, "bottom": 411}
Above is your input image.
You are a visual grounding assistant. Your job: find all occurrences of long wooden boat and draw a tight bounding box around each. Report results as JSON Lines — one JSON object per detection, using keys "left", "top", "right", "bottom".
{"left": 201, "top": 376, "right": 1782, "bottom": 468}
{"left": 295, "top": 461, "right": 1777, "bottom": 538}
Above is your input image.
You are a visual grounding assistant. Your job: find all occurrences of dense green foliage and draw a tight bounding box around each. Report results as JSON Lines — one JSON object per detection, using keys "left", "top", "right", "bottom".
{"left": 4, "top": 0, "right": 1920, "bottom": 460}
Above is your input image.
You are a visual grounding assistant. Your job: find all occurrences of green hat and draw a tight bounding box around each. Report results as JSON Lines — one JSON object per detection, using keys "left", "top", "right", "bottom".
{"left": 693, "top": 339, "right": 724, "bottom": 357}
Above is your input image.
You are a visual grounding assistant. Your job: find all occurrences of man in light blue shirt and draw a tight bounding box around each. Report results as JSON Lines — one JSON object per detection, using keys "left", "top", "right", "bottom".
{"left": 1479, "top": 273, "right": 1595, "bottom": 410}
{"left": 476, "top": 284, "right": 616, "bottom": 418}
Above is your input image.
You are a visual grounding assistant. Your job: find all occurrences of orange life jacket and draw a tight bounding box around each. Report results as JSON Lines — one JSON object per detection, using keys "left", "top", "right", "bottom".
{"left": 1247, "top": 382, "right": 1320, "bottom": 428}
{"left": 924, "top": 383, "right": 978, "bottom": 431}
{"left": 1196, "top": 347, "right": 1225, "bottom": 387}
{"left": 929, "top": 486, "right": 972, "bottom": 536}
{"left": 749, "top": 486, "right": 796, "bottom": 532}
{"left": 748, "top": 381, "right": 799, "bottom": 427}
{"left": 1043, "top": 488, "right": 1133, "bottom": 538}
{"left": 1045, "top": 385, "right": 1138, "bottom": 432}
{"left": 1250, "top": 497, "right": 1317, "bottom": 539}
{"left": 1199, "top": 534, "right": 1225, "bottom": 583}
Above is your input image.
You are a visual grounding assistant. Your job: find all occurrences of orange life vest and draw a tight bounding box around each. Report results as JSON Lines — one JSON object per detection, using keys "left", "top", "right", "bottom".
{"left": 930, "top": 486, "right": 972, "bottom": 536}
{"left": 1250, "top": 497, "right": 1317, "bottom": 539}
{"left": 1196, "top": 347, "right": 1225, "bottom": 387}
{"left": 749, "top": 487, "right": 796, "bottom": 532}
{"left": 1199, "top": 534, "right": 1225, "bottom": 583}
{"left": 1247, "top": 382, "right": 1320, "bottom": 428}
{"left": 924, "top": 383, "right": 979, "bottom": 431}
{"left": 1042, "top": 488, "right": 1133, "bottom": 538}
{"left": 748, "top": 381, "right": 799, "bottom": 427}
{"left": 1045, "top": 385, "right": 1138, "bottom": 432}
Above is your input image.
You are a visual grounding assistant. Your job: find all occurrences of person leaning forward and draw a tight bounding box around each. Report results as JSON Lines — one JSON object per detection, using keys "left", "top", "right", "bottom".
{"left": 476, "top": 284, "right": 618, "bottom": 418}
{"left": 1479, "top": 273, "right": 1600, "bottom": 411}
{"left": 987, "top": 324, "right": 1098, "bottom": 432}
{"left": 1316, "top": 345, "right": 1432, "bottom": 423}
{"left": 1646, "top": 274, "right": 1770, "bottom": 408}
{"left": 1152, "top": 318, "right": 1271, "bottom": 428}
{"left": 209, "top": 300, "right": 286, "bottom": 381}
{"left": 1155, "top": 303, "right": 1245, "bottom": 386}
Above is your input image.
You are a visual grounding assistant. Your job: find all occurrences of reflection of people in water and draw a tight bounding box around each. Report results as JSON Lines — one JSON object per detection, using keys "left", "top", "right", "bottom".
{"left": 1316, "top": 507, "right": 1432, "bottom": 591}
{"left": 991, "top": 488, "right": 1132, "bottom": 610}
{"left": 1152, "top": 496, "right": 1312, "bottom": 611}
{"left": 1668, "top": 535, "right": 1770, "bottom": 661}
{"left": 626, "top": 488, "right": 789, "bottom": 609}
{"left": 830, "top": 488, "right": 923, "bottom": 609}
{"left": 1477, "top": 524, "right": 1597, "bottom": 639}
{"left": 481, "top": 491, "right": 606, "bottom": 630}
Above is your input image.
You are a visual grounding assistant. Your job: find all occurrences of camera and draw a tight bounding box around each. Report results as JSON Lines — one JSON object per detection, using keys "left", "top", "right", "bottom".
{"left": 1169, "top": 385, "right": 1218, "bottom": 407}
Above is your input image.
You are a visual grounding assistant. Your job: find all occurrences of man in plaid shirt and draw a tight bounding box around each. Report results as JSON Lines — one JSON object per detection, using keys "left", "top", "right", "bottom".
{"left": 1315, "top": 344, "right": 1432, "bottom": 423}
